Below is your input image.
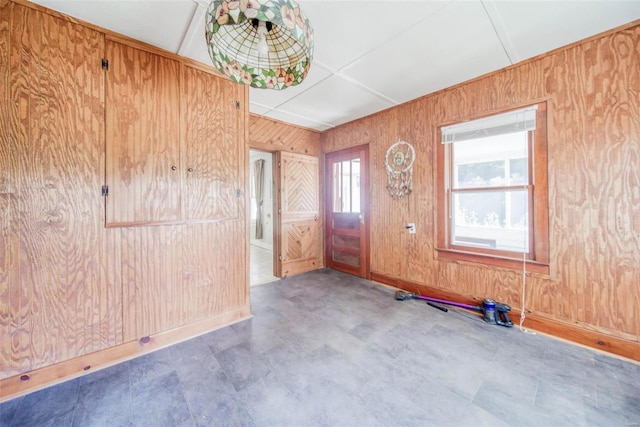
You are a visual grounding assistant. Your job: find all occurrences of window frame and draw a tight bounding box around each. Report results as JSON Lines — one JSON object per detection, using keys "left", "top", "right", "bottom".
{"left": 436, "top": 102, "right": 549, "bottom": 274}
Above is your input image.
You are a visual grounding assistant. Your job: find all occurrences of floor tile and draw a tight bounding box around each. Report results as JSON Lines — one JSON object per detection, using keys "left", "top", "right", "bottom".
{"left": 8, "top": 379, "right": 80, "bottom": 427}
{"left": 214, "top": 343, "right": 272, "bottom": 392}
{"left": 130, "top": 372, "right": 193, "bottom": 427}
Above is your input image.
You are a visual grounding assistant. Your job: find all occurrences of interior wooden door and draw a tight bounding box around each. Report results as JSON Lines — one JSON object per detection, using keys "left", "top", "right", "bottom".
{"left": 325, "top": 145, "right": 370, "bottom": 278}
{"left": 105, "top": 40, "right": 181, "bottom": 226}
{"left": 276, "top": 152, "right": 321, "bottom": 278}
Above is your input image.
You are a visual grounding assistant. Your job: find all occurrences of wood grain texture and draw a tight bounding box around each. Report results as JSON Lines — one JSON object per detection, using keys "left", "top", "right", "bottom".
{"left": 0, "top": 0, "right": 13, "bottom": 378}
{"left": 277, "top": 152, "right": 321, "bottom": 277}
{"left": 121, "top": 220, "right": 248, "bottom": 342}
{"left": 322, "top": 23, "right": 640, "bottom": 343}
{"left": 182, "top": 64, "right": 243, "bottom": 221}
{"left": 4, "top": 3, "right": 120, "bottom": 378}
{"left": 249, "top": 114, "right": 321, "bottom": 156}
{"left": 105, "top": 40, "right": 182, "bottom": 226}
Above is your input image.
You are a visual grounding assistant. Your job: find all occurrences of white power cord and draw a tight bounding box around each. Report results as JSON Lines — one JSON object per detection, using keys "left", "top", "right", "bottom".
{"left": 519, "top": 241, "right": 536, "bottom": 334}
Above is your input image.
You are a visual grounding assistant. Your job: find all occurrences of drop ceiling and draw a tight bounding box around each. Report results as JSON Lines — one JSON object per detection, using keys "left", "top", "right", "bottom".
{"left": 31, "top": 0, "right": 640, "bottom": 132}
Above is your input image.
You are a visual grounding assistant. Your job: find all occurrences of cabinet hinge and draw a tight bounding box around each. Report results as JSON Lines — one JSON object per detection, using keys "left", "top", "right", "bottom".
{"left": 101, "top": 185, "right": 109, "bottom": 197}
{"left": 235, "top": 100, "right": 240, "bottom": 109}
{"left": 101, "top": 58, "right": 109, "bottom": 70}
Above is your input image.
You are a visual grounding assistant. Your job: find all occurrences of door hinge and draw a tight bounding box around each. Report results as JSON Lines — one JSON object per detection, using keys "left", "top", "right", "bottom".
{"left": 278, "top": 161, "right": 281, "bottom": 167}
{"left": 278, "top": 255, "right": 282, "bottom": 261}
{"left": 101, "top": 185, "right": 109, "bottom": 197}
{"left": 236, "top": 189, "right": 241, "bottom": 197}
{"left": 101, "top": 58, "right": 109, "bottom": 70}
{"left": 278, "top": 208, "right": 281, "bottom": 214}
{"left": 235, "top": 100, "right": 240, "bottom": 109}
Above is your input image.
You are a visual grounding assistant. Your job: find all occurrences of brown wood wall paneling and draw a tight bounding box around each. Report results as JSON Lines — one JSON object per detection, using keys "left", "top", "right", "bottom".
{"left": 1, "top": 0, "right": 251, "bottom": 397}
{"left": 322, "top": 24, "right": 640, "bottom": 345}
{"left": 3, "top": 4, "right": 120, "bottom": 377}
{"left": 0, "top": 0, "right": 13, "bottom": 379}
{"left": 249, "top": 114, "right": 321, "bottom": 156}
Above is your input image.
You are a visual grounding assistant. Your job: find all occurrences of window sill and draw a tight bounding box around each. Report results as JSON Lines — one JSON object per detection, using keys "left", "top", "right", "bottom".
{"left": 436, "top": 248, "right": 549, "bottom": 275}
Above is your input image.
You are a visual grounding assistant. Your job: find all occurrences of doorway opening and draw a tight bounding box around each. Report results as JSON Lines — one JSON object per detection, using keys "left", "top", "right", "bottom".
{"left": 249, "top": 149, "right": 278, "bottom": 286}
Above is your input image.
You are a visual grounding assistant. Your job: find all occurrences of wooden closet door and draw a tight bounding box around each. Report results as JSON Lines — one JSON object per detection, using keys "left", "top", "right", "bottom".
{"left": 181, "top": 64, "right": 243, "bottom": 221}
{"left": 4, "top": 4, "right": 118, "bottom": 376}
{"left": 105, "top": 40, "right": 182, "bottom": 226}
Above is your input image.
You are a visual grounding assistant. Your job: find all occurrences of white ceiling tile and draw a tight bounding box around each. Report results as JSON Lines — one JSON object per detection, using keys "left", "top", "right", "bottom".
{"left": 275, "top": 75, "right": 396, "bottom": 127}
{"left": 340, "top": 1, "right": 511, "bottom": 104}
{"left": 297, "top": 0, "right": 452, "bottom": 71}
{"left": 491, "top": 1, "right": 640, "bottom": 62}
{"left": 248, "top": 65, "right": 331, "bottom": 110}
{"left": 31, "top": 0, "right": 196, "bottom": 53}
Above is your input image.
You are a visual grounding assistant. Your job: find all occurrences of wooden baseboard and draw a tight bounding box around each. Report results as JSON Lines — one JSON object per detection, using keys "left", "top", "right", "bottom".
{"left": 0, "top": 306, "right": 252, "bottom": 403}
{"left": 371, "top": 271, "right": 640, "bottom": 363}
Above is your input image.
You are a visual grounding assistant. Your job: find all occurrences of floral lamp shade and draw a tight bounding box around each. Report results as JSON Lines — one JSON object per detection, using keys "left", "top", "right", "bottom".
{"left": 205, "top": 0, "right": 314, "bottom": 90}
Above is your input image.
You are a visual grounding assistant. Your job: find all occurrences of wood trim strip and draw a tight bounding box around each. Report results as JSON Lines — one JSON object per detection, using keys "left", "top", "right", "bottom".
{"left": 0, "top": 306, "right": 251, "bottom": 403}
{"left": 370, "top": 271, "right": 640, "bottom": 363}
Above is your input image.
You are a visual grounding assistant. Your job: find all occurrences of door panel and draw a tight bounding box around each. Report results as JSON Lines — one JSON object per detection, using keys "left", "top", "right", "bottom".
{"left": 105, "top": 40, "right": 181, "bottom": 226}
{"left": 325, "top": 145, "right": 370, "bottom": 278}
{"left": 276, "top": 152, "right": 321, "bottom": 277}
{"left": 182, "top": 64, "right": 242, "bottom": 221}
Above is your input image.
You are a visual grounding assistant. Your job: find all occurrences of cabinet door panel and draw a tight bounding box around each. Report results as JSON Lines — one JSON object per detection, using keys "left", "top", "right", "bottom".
{"left": 182, "top": 65, "right": 242, "bottom": 221}
{"left": 106, "top": 41, "right": 181, "bottom": 226}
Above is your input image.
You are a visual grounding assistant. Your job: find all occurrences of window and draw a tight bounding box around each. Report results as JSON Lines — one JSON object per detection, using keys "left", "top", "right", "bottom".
{"left": 437, "top": 103, "right": 549, "bottom": 273}
{"left": 332, "top": 158, "right": 361, "bottom": 213}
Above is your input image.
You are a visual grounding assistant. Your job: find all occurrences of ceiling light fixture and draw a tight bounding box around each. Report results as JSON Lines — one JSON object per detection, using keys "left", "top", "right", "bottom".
{"left": 205, "top": 0, "right": 314, "bottom": 90}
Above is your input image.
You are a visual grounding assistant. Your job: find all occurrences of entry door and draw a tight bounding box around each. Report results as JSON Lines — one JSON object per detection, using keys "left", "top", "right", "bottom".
{"left": 325, "top": 145, "right": 370, "bottom": 278}
{"left": 276, "top": 152, "right": 321, "bottom": 278}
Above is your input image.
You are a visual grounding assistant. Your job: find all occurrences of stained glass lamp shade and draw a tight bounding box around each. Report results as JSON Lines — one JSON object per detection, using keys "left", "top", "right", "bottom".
{"left": 205, "top": 0, "right": 314, "bottom": 90}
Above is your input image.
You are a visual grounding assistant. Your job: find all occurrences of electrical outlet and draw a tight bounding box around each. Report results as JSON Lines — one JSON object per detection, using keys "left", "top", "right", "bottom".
{"left": 407, "top": 223, "right": 416, "bottom": 234}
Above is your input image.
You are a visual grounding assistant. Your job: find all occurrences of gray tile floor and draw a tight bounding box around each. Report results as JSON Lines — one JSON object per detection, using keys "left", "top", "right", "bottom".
{"left": 1, "top": 269, "right": 639, "bottom": 426}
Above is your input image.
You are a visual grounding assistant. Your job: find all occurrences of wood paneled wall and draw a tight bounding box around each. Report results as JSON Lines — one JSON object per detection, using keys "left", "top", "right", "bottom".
{"left": 249, "top": 114, "right": 321, "bottom": 156}
{"left": 322, "top": 23, "right": 640, "bottom": 344}
{"left": 1, "top": 0, "right": 13, "bottom": 378}
{"left": 2, "top": 3, "right": 119, "bottom": 376}
{"left": 0, "top": 0, "right": 249, "bottom": 396}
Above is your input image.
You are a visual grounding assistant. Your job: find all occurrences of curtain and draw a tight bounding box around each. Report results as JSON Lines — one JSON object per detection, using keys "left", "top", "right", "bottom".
{"left": 254, "top": 159, "right": 265, "bottom": 239}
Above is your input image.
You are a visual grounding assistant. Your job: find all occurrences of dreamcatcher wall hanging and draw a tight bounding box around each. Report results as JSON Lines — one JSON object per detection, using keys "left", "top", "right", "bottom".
{"left": 384, "top": 140, "right": 415, "bottom": 199}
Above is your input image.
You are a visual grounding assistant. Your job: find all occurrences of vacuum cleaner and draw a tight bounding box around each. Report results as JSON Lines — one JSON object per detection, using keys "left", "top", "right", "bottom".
{"left": 394, "top": 290, "right": 513, "bottom": 327}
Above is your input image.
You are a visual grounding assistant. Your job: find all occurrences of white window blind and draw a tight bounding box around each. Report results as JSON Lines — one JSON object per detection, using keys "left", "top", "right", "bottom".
{"left": 441, "top": 105, "right": 538, "bottom": 144}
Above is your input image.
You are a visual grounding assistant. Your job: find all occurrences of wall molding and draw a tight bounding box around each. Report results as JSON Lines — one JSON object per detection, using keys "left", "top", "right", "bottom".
{"left": 0, "top": 306, "right": 251, "bottom": 403}
{"left": 371, "top": 271, "right": 640, "bottom": 364}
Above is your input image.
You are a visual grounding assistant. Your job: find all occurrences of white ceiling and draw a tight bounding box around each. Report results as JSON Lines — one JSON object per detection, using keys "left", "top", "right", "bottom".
{"left": 32, "top": 0, "right": 640, "bottom": 132}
